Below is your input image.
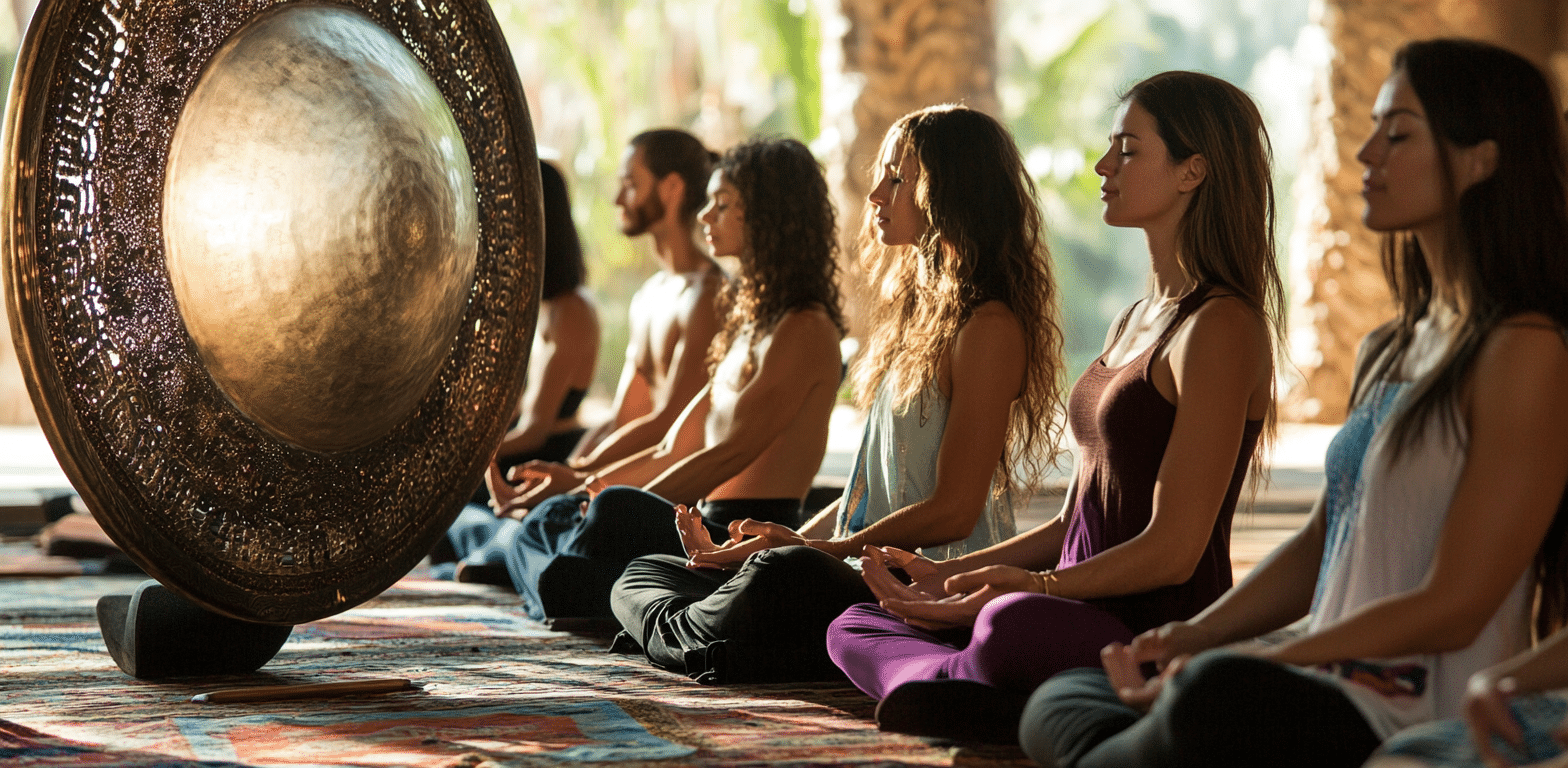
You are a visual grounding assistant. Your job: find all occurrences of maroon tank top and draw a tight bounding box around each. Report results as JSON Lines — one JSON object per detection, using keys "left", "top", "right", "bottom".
{"left": 1057, "top": 285, "right": 1263, "bottom": 634}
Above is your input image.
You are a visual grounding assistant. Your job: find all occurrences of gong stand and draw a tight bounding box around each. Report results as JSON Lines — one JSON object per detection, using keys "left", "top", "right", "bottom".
{"left": 4, "top": 0, "right": 542, "bottom": 678}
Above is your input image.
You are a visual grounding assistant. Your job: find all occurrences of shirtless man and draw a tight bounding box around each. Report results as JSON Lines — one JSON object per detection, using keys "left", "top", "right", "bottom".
{"left": 449, "top": 137, "right": 845, "bottom": 621}
{"left": 567, "top": 129, "right": 726, "bottom": 471}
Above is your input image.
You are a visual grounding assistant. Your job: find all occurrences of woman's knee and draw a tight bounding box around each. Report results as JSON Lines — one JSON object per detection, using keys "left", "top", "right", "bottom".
{"left": 966, "top": 594, "right": 1127, "bottom": 684}
{"left": 613, "top": 554, "right": 688, "bottom": 591}
{"left": 828, "top": 602, "right": 890, "bottom": 635}
{"left": 1020, "top": 668, "right": 1128, "bottom": 768}
{"left": 743, "top": 546, "right": 870, "bottom": 605}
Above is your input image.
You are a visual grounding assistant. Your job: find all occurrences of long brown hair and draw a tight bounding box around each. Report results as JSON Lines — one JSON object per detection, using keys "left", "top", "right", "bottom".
{"left": 706, "top": 137, "right": 845, "bottom": 379}
{"left": 852, "top": 105, "right": 1066, "bottom": 495}
{"left": 1123, "top": 71, "right": 1286, "bottom": 480}
{"left": 1354, "top": 39, "right": 1568, "bottom": 638}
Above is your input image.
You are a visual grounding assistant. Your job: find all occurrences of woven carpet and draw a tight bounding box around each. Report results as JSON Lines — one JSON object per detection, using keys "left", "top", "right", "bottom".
{"left": 0, "top": 559, "right": 1029, "bottom": 767}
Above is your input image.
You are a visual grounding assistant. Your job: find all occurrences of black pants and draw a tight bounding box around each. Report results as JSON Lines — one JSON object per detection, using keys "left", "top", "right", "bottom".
{"left": 609, "top": 546, "right": 874, "bottom": 684}
{"left": 513, "top": 488, "right": 801, "bottom": 620}
{"left": 1020, "top": 650, "right": 1382, "bottom": 768}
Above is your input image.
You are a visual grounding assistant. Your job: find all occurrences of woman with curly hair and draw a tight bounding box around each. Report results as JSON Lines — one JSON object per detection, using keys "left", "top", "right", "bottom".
{"left": 607, "top": 104, "right": 1067, "bottom": 684}
{"left": 821, "top": 70, "right": 1285, "bottom": 743}
{"left": 439, "top": 136, "right": 846, "bottom": 621}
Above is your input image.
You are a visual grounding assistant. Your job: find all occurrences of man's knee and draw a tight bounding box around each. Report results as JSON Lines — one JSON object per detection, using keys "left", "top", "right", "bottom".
{"left": 588, "top": 486, "right": 668, "bottom": 519}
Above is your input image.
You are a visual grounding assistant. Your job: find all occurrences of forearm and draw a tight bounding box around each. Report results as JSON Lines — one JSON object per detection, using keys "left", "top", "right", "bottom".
{"left": 1184, "top": 515, "right": 1323, "bottom": 647}
{"left": 1265, "top": 585, "right": 1495, "bottom": 666}
{"left": 591, "top": 445, "right": 669, "bottom": 490}
{"left": 497, "top": 420, "right": 553, "bottom": 458}
{"left": 937, "top": 515, "right": 1067, "bottom": 577}
{"left": 1044, "top": 530, "right": 1213, "bottom": 600}
{"left": 822, "top": 496, "right": 984, "bottom": 560}
{"left": 644, "top": 445, "right": 752, "bottom": 507}
{"left": 798, "top": 501, "right": 839, "bottom": 539}
{"left": 1484, "top": 631, "right": 1568, "bottom": 694}
{"left": 572, "top": 412, "right": 677, "bottom": 470}
{"left": 568, "top": 420, "right": 616, "bottom": 463}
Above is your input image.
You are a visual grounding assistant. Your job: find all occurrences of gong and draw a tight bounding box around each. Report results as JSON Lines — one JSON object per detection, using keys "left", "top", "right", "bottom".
{"left": 2, "top": 0, "right": 541, "bottom": 624}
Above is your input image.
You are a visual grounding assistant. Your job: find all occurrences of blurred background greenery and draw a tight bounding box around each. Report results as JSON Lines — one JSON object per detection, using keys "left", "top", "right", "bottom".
{"left": 487, "top": 0, "right": 1320, "bottom": 394}
{"left": 0, "top": 0, "right": 1321, "bottom": 402}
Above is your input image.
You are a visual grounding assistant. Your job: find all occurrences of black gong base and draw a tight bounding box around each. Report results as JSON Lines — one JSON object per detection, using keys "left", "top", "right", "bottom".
{"left": 96, "top": 580, "right": 294, "bottom": 679}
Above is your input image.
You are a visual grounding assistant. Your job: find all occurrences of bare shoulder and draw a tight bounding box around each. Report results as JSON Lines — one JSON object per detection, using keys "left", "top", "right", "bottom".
{"left": 947, "top": 301, "right": 1026, "bottom": 392}
{"left": 761, "top": 306, "right": 843, "bottom": 372}
{"left": 1467, "top": 313, "right": 1568, "bottom": 435}
{"left": 550, "top": 289, "right": 599, "bottom": 326}
{"left": 1475, "top": 313, "right": 1568, "bottom": 383}
{"left": 693, "top": 263, "right": 729, "bottom": 300}
{"left": 1177, "top": 295, "right": 1270, "bottom": 360}
{"left": 546, "top": 291, "right": 600, "bottom": 346}
{"left": 772, "top": 304, "right": 841, "bottom": 339}
{"left": 958, "top": 300, "right": 1024, "bottom": 345}
{"left": 678, "top": 265, "right": 728, "bottom": 325}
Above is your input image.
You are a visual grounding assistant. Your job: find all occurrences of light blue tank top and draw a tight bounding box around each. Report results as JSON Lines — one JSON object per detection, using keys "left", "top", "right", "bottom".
{"left": 833, "top": 382, "right": 1015, "bottom": 560}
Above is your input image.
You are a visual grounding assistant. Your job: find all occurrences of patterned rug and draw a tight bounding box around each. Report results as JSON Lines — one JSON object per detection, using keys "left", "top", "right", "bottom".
{"left": 0, "top": 565, "right": 1029, "bottom": 767}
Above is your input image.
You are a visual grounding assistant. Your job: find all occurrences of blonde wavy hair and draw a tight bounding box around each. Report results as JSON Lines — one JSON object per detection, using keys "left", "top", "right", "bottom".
{"left": 851, "top": 104, "right": 1067, "bottom": 495}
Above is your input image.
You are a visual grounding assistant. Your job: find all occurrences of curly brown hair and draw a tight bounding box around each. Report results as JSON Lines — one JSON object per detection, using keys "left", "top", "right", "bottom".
{"left": 706, "top": 137, "right": 846, "bottom": 378}
{"left": 851, "top": 105, "right": 1067, "bottom": 495}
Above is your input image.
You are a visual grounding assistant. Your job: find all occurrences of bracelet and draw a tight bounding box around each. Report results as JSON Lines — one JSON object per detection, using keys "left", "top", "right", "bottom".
{"left": 1032, "top": 569, "right": 1057, "bottom": 596}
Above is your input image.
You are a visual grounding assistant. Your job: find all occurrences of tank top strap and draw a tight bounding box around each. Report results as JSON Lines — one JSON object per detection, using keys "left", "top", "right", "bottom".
{"left": 1103, "top": 298, "right": 1144, "bottom": 351}
{"left": 1140, "top": 283, "right": 1218, "bottom": 381}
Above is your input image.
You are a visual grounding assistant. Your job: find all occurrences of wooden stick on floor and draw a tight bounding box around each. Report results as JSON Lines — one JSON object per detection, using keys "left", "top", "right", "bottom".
{"left": 190, "top": 678, "right": 417, "bottom": 704}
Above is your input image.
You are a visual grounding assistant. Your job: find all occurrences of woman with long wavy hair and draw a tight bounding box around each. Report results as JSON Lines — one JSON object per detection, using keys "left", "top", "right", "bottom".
{"left": 1026, "top": 39, "right": 1568, "bottom": 768}
{"left": 608, "top": 104, "right": 1067, "bottom": 684}
{"left": 824, "top": 71, "right": 1284, "bottom": 743}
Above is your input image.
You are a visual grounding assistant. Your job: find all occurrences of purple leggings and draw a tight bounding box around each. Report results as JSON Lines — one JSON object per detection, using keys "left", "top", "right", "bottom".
{"left": 826, "top": 592, "right": 1136, "bottom": 699}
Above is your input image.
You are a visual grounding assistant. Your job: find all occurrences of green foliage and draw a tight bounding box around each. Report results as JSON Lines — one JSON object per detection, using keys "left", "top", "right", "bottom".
{"left": 756, "top": 0, "right": 823, "bottom": 141}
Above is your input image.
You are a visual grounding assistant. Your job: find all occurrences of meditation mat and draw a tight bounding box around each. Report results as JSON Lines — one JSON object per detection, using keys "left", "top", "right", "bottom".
{"left": 1, "top": 573, "right": 1032, "bottom": 766}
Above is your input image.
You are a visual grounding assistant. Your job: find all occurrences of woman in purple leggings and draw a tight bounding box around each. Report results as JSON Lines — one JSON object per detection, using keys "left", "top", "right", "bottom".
{"left": 1025, "top": 38, "right": 1568, "bottom": 768}
{"left": 824, "top": 71, "right": 1285, "bottom": 742}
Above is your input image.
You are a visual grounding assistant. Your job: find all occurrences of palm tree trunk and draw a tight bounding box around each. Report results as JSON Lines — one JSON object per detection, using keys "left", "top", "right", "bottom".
{"left": 1285, "top": 0, "right": 1565, "bottom": 422}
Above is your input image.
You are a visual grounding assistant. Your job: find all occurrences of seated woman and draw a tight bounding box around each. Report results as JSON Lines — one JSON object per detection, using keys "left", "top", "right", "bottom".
{"left": 1368, "top": 624, "right": 1568, "bottom": 768}
{"left": 823, "top": 70, "right": 1283, "bottom": 743}
{"left": 492, "top": 160, "right": 600, "bottom": 470}
{"left": 441, "top": 136, "right": 846, "bottom": 620}
{"left": 608, "top": 104, "right": 1066, "bottom": 684}
{"left": 1022, "top": 38, "right": 1568, "bottom": 768}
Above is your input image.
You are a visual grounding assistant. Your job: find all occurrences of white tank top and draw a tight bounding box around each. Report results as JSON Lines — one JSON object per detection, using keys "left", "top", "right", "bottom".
{"left": 1309, "top": 379, "right": 1533, "bottom": 738}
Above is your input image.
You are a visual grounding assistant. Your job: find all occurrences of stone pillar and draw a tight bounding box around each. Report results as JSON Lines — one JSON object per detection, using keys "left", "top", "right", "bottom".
{"left": 826, "top": 0, "right": 1000, "bottom": 338}
{"left": 1287, "top": 0, "right": 1567, "bottom": 422}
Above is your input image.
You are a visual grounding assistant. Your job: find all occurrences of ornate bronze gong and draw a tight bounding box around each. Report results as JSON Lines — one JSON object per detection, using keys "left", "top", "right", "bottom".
{"left": 2, "top": 0, "right": 541, "bottom": 624}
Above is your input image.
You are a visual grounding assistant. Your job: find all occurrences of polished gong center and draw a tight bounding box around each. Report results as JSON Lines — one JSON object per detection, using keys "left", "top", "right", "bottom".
{"left": 164, "top": 5, "right": 478, "bottom": 453}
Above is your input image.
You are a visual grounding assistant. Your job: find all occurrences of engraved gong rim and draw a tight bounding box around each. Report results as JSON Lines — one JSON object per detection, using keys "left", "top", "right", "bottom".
{"left": 2, "top": 0, "right": 541, "bottom": 624}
